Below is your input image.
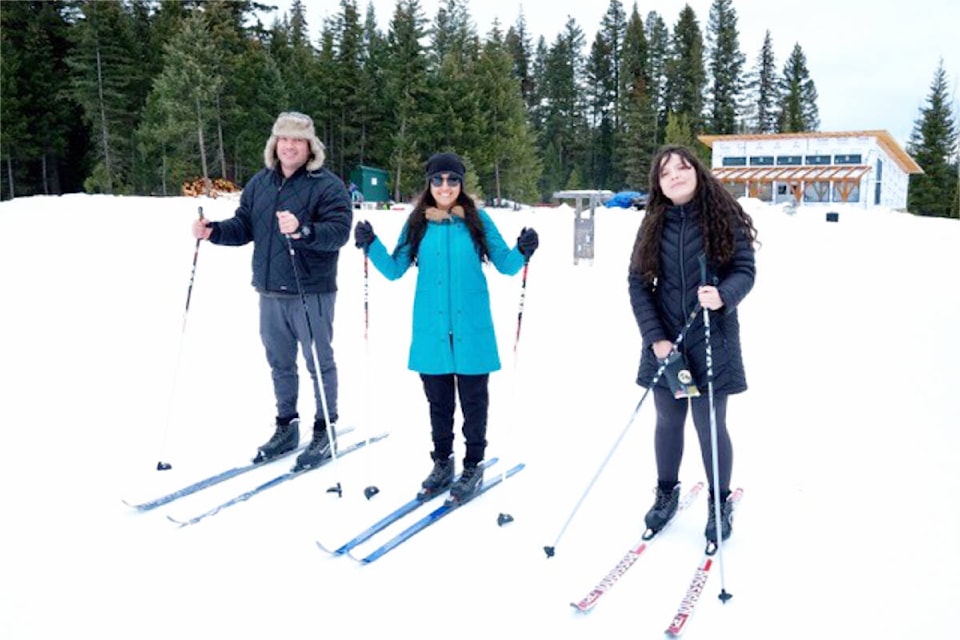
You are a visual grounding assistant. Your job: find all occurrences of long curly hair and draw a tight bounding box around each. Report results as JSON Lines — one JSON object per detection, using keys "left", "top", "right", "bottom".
{"left": 400, "top": 184, "right": 489, "bottom": 264}
{"left": 629, "top": 145, "right": 758, "bottom": 282}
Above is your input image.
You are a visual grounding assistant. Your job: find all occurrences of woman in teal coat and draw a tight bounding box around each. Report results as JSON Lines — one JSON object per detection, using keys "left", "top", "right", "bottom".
{"left": 354, "top": 152, "right": 539, "bottom": 504}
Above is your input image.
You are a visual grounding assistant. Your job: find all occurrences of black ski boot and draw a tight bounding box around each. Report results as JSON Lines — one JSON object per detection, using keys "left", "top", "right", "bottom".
{"left": 294, "top": 421, "right": 335, "bottom": 471}
{"left": 253, "top": 416, "right": 300, "bottom": 463}
{"left": 417, "top": 453, "right": 454, "bottom": 500}
{"left": 446, "top": 462, "right": 483, "bottom": 505}
{"left": 705, "top": 489, "right": 734, "bottom": 551}
{"left": 643, "top": 482, "right": 680, "bottom": 537}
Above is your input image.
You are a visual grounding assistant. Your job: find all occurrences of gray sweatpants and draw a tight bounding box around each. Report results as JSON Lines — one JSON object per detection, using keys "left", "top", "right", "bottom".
{"left": 259, "top": 292, "right": 338, "bottom": 425}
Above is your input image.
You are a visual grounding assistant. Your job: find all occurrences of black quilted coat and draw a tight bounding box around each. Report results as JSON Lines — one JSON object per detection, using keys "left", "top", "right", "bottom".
{"left": 209, "top": 165, "right": 352, "bottom": 294}
{"left": 628, "top": 202, "right": 755, "bottom": 395}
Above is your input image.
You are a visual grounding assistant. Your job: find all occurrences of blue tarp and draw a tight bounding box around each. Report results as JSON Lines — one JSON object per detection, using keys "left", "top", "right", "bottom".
{"left": 606, "top": 191, "right": 647, "bottom": 208}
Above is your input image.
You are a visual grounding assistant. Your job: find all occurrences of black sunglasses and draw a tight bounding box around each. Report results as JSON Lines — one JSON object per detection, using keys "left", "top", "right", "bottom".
{"left": 429, "top": 173, "right": 462, "bottom": 187}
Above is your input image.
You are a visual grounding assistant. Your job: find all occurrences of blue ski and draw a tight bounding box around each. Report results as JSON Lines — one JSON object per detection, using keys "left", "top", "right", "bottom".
{"left": 351, "top": 462, "right": 525, "bottom": 564}
{"left": 316, "top": 457, "right": 500, "bottom": 556}
{"left": 123, "top": 425, "right": 356, "bottom": 511}
{"left": 122, "top": 447, "right": 306, "bottom": 512}
{"left": 167, "top": 433, "right": 390, "bottom": 527}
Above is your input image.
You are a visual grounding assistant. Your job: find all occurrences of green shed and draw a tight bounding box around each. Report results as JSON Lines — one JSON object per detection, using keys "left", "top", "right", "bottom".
{"left": 349, "top": 165, "right": 390, "bottom": 204}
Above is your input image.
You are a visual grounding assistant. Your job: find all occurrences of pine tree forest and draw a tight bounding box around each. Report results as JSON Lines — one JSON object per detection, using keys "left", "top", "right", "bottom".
{"left": 1, "top": 0, "right": 957, "bottom": 216}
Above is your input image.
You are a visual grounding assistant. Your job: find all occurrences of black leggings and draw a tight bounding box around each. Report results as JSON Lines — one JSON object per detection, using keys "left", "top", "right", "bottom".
{"left": 652, "top": 387, "right": 733, "bottom": 495}
{"left": 420, "top": 373, "right": 489, "bottom": 466}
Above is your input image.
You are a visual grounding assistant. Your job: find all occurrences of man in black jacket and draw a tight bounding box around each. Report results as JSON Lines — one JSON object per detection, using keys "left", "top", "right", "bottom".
{"left": 192, "top": 112, "right": 353, "bottom": 470}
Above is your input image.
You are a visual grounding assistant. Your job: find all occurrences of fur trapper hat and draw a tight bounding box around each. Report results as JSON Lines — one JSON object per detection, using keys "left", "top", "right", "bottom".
{"left": 263, "top": 111, "right": 326, "bottom": 172}
{"left": 425, "top": 152, "right": 466, "bottom": 180}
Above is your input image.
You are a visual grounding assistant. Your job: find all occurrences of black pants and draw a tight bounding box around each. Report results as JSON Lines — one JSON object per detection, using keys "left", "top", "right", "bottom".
{"left": 420, "top": 373, "right": 489, "bottom": 466}
{"left": 652, "top": 387, "right": 733, "bottom": 495}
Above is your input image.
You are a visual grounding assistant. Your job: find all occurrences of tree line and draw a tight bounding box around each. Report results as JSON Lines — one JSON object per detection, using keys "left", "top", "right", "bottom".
{"left": 1, "top": 0, "right": 956, "bottom": 216}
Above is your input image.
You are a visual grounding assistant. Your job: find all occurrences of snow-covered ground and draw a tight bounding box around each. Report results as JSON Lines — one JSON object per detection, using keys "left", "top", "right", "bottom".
{"left": 0, "top": 193, "right": 957, "bottom": 639}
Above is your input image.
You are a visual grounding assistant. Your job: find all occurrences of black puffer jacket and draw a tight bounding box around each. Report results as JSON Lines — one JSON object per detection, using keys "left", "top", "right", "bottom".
{"left": 628, "top": 202, "right": 755, "bottom": 395}
{"left": 210, "top": 165, "right": 352, "bottom": 294}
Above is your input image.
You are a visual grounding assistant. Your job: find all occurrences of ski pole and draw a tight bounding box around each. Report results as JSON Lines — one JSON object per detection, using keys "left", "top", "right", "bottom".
{"left": 514, "top": 258, "right": 530, "bottom": 354}
{"left": 361, "top": 249, "right": 379, "bottom": 500}
{"left": 285, "top": 234, "right": 342, "bottom": 497}
{"left": 543, "top": 303, "right": 702, "bottom": 558}
{"left": 496, "top": 256, "right": 531, "bottom": 527}
{"left": 700, "top": 254, "right": 732, "bottom": 603}
{"left": 157, "top": 205, "right": 205, "bottom": 471}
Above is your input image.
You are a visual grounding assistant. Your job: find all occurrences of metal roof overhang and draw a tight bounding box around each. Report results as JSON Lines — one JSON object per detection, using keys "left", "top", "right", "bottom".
{"left": 712, "top": 165, "right": 871, "bottom": 183}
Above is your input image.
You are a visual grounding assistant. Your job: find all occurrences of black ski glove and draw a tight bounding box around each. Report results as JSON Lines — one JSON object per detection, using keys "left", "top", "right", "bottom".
{"left": 518, "top": 227, "right": 539, "bottom": 258}
{"left": 355, "top": 220, "right": 375, "bottom": 250}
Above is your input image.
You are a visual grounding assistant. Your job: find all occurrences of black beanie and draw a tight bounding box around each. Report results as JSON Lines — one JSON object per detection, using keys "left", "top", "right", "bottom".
{"left": 425, "top": 152, "right": 466, "bottom": 179}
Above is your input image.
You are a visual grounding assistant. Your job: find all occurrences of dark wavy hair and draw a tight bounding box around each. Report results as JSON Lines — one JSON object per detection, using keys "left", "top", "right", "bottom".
{"left": 629, "top": 145, "right": 759, "bottom": 283}
{"left": 401, "top": 184, "right": 489, "bottom": 264}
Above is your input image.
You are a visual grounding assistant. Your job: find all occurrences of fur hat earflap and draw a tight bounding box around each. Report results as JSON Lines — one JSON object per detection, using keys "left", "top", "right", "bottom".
{"left": 263, "top": 111, "right": 326, "bottom": 172}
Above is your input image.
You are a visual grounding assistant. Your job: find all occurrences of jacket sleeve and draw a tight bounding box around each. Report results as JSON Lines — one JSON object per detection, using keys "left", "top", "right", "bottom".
{"left": 210, "top": 175, "right": 256, "bottom": 246}
{"left": 480, "top": 210, "right": 524, "bottom": 275}
{"left": 367, "top": 224, "right": 414, "bottom": 281}
{"left": 628, "top": 270, "right": 668, "bottom": 345}
{"left": 716, "top": 226, "right": 756, "bottom": 315}
{"left": 294, "top": 177, "right": 352, "bottom": 252}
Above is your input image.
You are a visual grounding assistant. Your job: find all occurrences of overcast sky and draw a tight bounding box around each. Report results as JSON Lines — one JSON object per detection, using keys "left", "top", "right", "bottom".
{"left": 265, "top": 0, "right": 960, "bottom": 148}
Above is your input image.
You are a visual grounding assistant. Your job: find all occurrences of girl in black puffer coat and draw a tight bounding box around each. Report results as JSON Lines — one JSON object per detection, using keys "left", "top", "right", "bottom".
{"left": 628, "top": 145, "right": 758, "bottom": 547}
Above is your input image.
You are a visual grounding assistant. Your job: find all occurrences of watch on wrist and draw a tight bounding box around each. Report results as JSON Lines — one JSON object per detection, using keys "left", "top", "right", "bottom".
{"left": 299, "top": 224, "right": 312, "bottom": 238}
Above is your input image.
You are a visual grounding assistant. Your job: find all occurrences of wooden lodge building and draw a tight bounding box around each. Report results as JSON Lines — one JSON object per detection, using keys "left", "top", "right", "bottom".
{"left": 697, "top": 130, "right": 923, "bottom": 210}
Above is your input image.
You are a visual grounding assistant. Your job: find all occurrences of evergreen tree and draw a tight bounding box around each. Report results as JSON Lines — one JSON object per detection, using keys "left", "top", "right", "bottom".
{"left": 137, "top": 9, "right": 224, "bottom": 192}
{"left": 664, "top": 110, "right": 696, "bottom": 148}
{"left": 427, "top": 0, "right": 482, "bottom": 159}
{"left": 600, "top": 0, "right": 627, "bottom": 130}
{"left": 473, "top": 25, "right": 541, "bottom": 203}
{"left": 907, "top": 60, "right": 959, "bottom": 218}
{"left": 664, "top": 6, "right": 705, "bottom": 135}
{"left": 357, "top": 4, "right": 391, "bottom": 169}
{"left": 504, "top": 11, "right": 535, "bottom": 110}
{"left": 0, "top": 0, "right": 79, "bottom": 197}
{"left": 538, "top": 18, "right": 588, "bottom": 198}
{"left": 280, "top": 0, "right": 323, "bottom": 117}
{"left": 67, "top": 0, "right": 143, "bottom": 193}
{"left": 742, "top": 30, "right": 778, "bottom": 133}
{"left": 328, "top": 0, "right": 367, "bottom": 179}
{"left": 226, "top": 38, "right": 288, "bottom": 184}
{"left": 383, "top": 0, "right": 430, "bottom": 200}
{"left": 777, "top": 43, "right": 819, "bottom": 132}
{"left": 586, "top": 31, "right": 615, "bottom": 188}
{"left": 705, "top": 0, "right": 744, "bottom": 134}
{"left": 644, "top": 11, "right": 670, "bottom": 146}
{"left": 619, "top": 4, "right": 657, "bottom": 189}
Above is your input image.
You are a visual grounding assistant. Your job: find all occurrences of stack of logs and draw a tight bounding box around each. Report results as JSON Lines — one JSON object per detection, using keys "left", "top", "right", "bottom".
{"left": 180, "top": 177, "right": 241, "bottom": 198}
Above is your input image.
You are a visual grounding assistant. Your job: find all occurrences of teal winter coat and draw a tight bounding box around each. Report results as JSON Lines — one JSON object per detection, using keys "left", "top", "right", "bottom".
{"left": 366, "top": 210, "right": 525, "bottom": 375}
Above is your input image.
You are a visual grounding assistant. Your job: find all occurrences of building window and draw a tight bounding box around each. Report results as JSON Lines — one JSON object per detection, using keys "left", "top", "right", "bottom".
{"left": 752, "top": 182, "right": 773, "bottom": 201}
{"left": 875, "top": 159, "right": 883, "bottom": 205}
{"left": 803, "top": 181, "right": 830, "bottom": 202}
{"left": 833, "top": 183, "right": 860, "bottom": 202}
{"left": 723, "top": 182, "right": 746, "bottom": 198}
{"left": 834, "top": 154, "right": 862, "bottom": 164}
{"left": 749, "top": 156, "right": 775, "bottom": 166}
{"left": 805, "top": 155, "right": 831, "bottom": 165}
{"left": 722, "top": 157, "right": 747, "bottom": 166}
{"left": 777, "top": 155, "right": 802, "bottom": 165}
